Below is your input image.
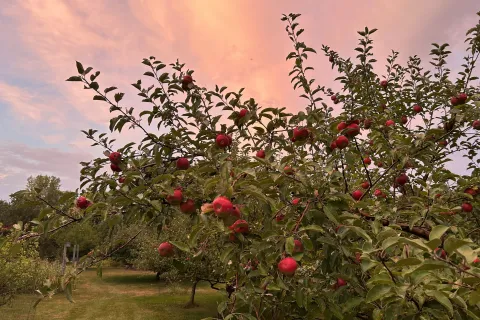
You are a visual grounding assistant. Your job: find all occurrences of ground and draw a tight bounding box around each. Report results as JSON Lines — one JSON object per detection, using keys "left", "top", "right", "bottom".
{"left": 0, "top": 268, "right": 223, "bottom": 320}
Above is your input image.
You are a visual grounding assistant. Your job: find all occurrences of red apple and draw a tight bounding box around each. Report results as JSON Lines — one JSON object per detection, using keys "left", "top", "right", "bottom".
{"left": 435, "top": 193, "right": 442, "bottom": 198}
{"left": 293, "top": 127, "right": 310, "bottom": 141}
{"left": 180, "top": 199, "right": 196, "bottom": 214}
{"left": 76, "top": 196, "right": 90, "bottom": 209}
{"left": 158, "top": 242, "right": 174, "bottom": 257}
{"left": 376, "top": 161, "right": 383, "bottom": 168}
{"left": 374, "top": 189, "right": 384, "bottom": 197}
{"left": 176, "top": 157, "right": 190, "bottom": 170}
{"left": 256, "top": 150, "right": 266, "bottom": 159}
{"left": 413, "top": 105, "right": 422, "bottom": 113}
{"left": 450, "top": 96, "right": 459, "bottom": 106}
{"left": 355, "top": 252, "right": 361, "bottom": 264}
{"left": 336, "top": 278, "right": 347, "bottom": 288}
{"left": 335, "top": 225, "right": 344, "bottom": 233}
{"left": 330, "top": 141, "right": 337, "bottom": 150}
{"left": 335, "top": 135, "right": 349, "bottom": 149}
{"left": 363, "top": 157, "right": 371, "bottom": 165}
{"left": 329, "top": 55, "right": 334, "bottom": 62}
{"left": 284, "top": 166, "right": 295, "bottom": 175}
{"left": 434, "top": 248, "right": 447, "bottom": 259}
{"left": 363, "top": 119, "right": 372, "bottom": 129}
{"left": 473, "top": 257, "right": 480, "bottom": 264}
{"left": 462, "top": 202, "right": 473, "bottom": 212}
{"left": 293, "top": 239, "right": 304, "bottom": 253}
{"left": 109, "top": 152, "right": 122, "bottom": 164}
{"left": 331, "top": 95, "right": 337, "bottom": 101}
{"left": 278, "top": 257, "right": 298, "bottom": 276}
{"left": 167, "top": 189, "right": 183, "bottom": 205}
{"left": 350, "top": 119, "right": 360, "bottom": 125}
{"left": 465, "top": 188, "right": 477, "bottom": 196}
{"left": 457, "top": 93, "right": 467, "bottom": 104}
{"left": 118, "top": 176, "right": 126, "bottom": 184}
{"left": 473, "top": 120, "right": 480, "bottom": 130}
{"left": 276, "top": 214, "right": 285, "bottom": 222}
{"left": 345, "top": 123, "right": 360, "bottom": 137}
{"left": 231, "top": 206, "right": 241, "bottom": 218}
{"left": 110, "top": 163, "right": 122, "bottom": 172}
{"left": 352, "top": 190, "right": 363, "bottom": 201}
{"left": 292, "top": 198, "right": 301, "bottom": 206}
{"left": 380, "top": 80, "right": 388, "bottom": 88}
{"left": 229, "top": 219, "right": 249, "bottom": 233}
{"left": 385, "top": 119, "right": 395, "bottom": 127}
{"left": 361, "top": 181, "right": 370, "bottom": 189}
{"left": 401, "top": 116, "right": 408, "bottom": 124}
{"left": 215, "top": 134, "right": 230, "bottom": 148}
{"left": 212, "top": 196, "right": 234, "bottom": 218}
{"left": 238, "top": 109, "right": 248, "bottom": 118}
{"left": 337, "top": 122, "right": 347, "bottom": 131}
{"left": 395, "top": 174, "right": 409, "bottom": 186}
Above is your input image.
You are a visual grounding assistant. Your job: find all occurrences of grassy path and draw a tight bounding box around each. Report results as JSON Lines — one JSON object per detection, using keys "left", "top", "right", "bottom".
{"left": 1, "top": 268, "right": 222, "bottom": 320}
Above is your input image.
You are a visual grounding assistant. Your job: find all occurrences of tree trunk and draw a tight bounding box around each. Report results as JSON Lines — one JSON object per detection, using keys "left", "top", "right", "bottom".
{"left": 184, "top": 279, "right": 199, "bottom": 308}
{"left": 155, "top": 272, "right": 160, "bottom": 281}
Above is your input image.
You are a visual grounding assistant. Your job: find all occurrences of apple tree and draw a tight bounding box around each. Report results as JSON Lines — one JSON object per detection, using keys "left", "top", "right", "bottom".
{"left": 9, "top": 10, "right": 480, "bottom": 320}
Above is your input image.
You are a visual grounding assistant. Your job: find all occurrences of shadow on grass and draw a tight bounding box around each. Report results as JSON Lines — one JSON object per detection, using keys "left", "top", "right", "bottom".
{"left": 101, "top": 273, "right": 158, "bottom": 285}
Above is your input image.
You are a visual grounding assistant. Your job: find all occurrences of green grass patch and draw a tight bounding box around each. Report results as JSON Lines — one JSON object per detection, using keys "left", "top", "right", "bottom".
{"left": 0, "top": 268, "right": 223, "bottom": 320}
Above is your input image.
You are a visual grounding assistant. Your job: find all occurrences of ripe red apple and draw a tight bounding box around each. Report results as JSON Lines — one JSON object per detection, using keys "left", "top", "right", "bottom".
{"left": 278, "top": 257, "right": 298, "bottom": 276}
{"left": 284, "top": 166, "right": 295, "bottom": 175}
{"left": 229, "top": 219, "right": 249, "bottom": 233}
{"left": 376, "top": 161, "right": 383, "bottom": 168}
{"left": 256, "top": 150, "right": 266, "bottom": 159}
{"left": 401, "top": 116, "right": 408, "bottom": 124}
{"left": 434, "top": 248, "right": 447, "bottom": 259}
{"left": 231, "top": 206, "right": 241, "bottom": 218}
{"left": 336, "top": 278, "right": 347, "bottom": 288}
{"left": 355, "top": 252, "right": 362, "bottom": 264}
{"left": 331, "top": 95, "right": 337, "bottom": 101}
{"left": 473, "top": 120, "right": 480, "bottom": 130}
{"left": 465, "top": 188, "right": 477, "bottom": 196}
{"left": 349, "top": 119, "right": 360, "bottom": 125}
{"left": 212, "top": 196, "right": 234, "bottom": 218}
{"left": 215, "top": 134, "right": 230, "bottom": 148}
{"left": 363, "top": 119, "right": 372, "bottom": 129}
{"left": 335, "top": 135, "right": 349, "bottom": 149}
{"left": 330, "top": 141, "right": 337, "bottom": 150}
{"left": 76, "top": 196, "right": 90, "bottom": 209}
{"left": 293, "top": 239, "right": 304, "bottom": 253}
{"left": 462, "top": 202, "right": 473, "bottom": 212}
{"left": 158, "top": 242, "right": 174, "bottom": 257}
{"left": 380, "top": 80, "right": 388, "bottom": 88}
{"left": 337, "top": 122, "right": 347, "bottom": 131}
{"left": 166, "top": 189, "right": 183, "bottom": 205}
{"left": 473, "top": 257, "right": 480, "bottom": 264}
{"left": 180, "top": 199, "right": 196, "bottom": 214}
{"left": 352, "top": 190, "right": 363, "bottom": 201}
{"left": 176, "top": 157, "right": 190, "bottom": 170}
{"left": 118, "top": 176, "right": 126, "bottom": 184}
{"left": 374, "top": 189, "right": 384, "bottom": 197}
{"left": 450, "top": 96, "right": 459, "bottom": 106}
{"left": 109, "top": 152, "right": 122, "bottom": 164}
{"left": 238, "top": 109, "right": 248, "bottom": 118}
{"left": 293, "top": 127, "right": 309, "bottom": 141}
{"left": 435, "top": 193, "right": 442, "bottom": 199}
{"left": 395, "top": 174, "right": 409, "bottom": 186}
{"left": 457, "top": 93, "right": 467, "bottom": 103}
{"left": 291, "top": 198, "right": 301, "bottom": 206}
{"left": 276, "top": 214, "right": 285, "bottom": 222}
{"left": 413, "top": 104, "right": 422, "bottom": 113}
{"left": 385, "top": 120, "right": 395, "bottom": 127}
{"left": 363, "top": 157, "right": 371, "bottom": 165}
{"left": 345, "top": 123, "right": 360, "bottom": 137}
{"left": 361, "top": 181, "right": 370, "bottom": 189}
{"left": 110, "top": 163, "right": 122, "bottom": 172}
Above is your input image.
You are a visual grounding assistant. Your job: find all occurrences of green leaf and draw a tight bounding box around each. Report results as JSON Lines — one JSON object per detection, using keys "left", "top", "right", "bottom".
{"left": 428, "top": 290, "right": 453, "bottom": 315}
{"left": 114, "top": 92, "right": 125, "bottom": 103}
{"left": 393, "top": 258, "right": 422, "bottom": 268}
{"left": 76, "top": 61, "right": 84, "bottom": 74}
{"left": 66, "top": 76, "right": 82, "bottom": 82}
{"left": 444, "top": 237, "right": 472, "bottom": 254}
{"left": 299, "top": 224, "right": 324, "bottom": 233}
{"left": 170, "top": 241, "right": 190, "bottom": 253}
{"left": 286, "top": 237, "right": 295, "bottom": 255}
{"left": 65, "top": 281, "right": 74, "bottom": 303}
{"left": 430, "top": 225, "right": 449, "bottom": 240}
{"left": 93, "top": 95, "right": 106, "bottom": 101}
{"left": 366, "top": 284, "right": 392, "bottom": 303}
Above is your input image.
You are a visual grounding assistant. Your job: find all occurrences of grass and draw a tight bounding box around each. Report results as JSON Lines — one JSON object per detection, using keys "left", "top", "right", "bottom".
{"left": 0, "top": 268, "right": 223, "bottom": 320}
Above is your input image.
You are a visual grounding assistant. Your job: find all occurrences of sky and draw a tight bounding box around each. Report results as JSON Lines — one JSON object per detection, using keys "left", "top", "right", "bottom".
{"left": 0, "top": 0, "right": 478, "bottom": 200}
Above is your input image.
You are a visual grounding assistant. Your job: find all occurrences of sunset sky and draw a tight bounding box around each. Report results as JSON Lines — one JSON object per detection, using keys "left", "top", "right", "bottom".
{"left": 0, "top": 0, "right": 478, "bottom": 199}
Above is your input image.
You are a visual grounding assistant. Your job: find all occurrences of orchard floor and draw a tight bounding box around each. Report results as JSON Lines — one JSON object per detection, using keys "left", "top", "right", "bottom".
{"left": 0, "top": 268, "right": 223, "bottom": 320}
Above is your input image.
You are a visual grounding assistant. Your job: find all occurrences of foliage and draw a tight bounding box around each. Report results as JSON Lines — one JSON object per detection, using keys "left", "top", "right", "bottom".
{"left": 8, "top": 10, "right": 480, "bottom": 320}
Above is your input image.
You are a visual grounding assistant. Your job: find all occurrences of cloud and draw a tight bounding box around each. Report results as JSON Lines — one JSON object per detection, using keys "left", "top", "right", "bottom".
{"left": 41, "top": 134, "right": 65, "bottom": 144}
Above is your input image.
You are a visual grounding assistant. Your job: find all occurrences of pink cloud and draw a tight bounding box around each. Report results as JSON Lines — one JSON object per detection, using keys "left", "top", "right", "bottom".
{"left": 41, "top": 134, "right": 65, "bottom": 144}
